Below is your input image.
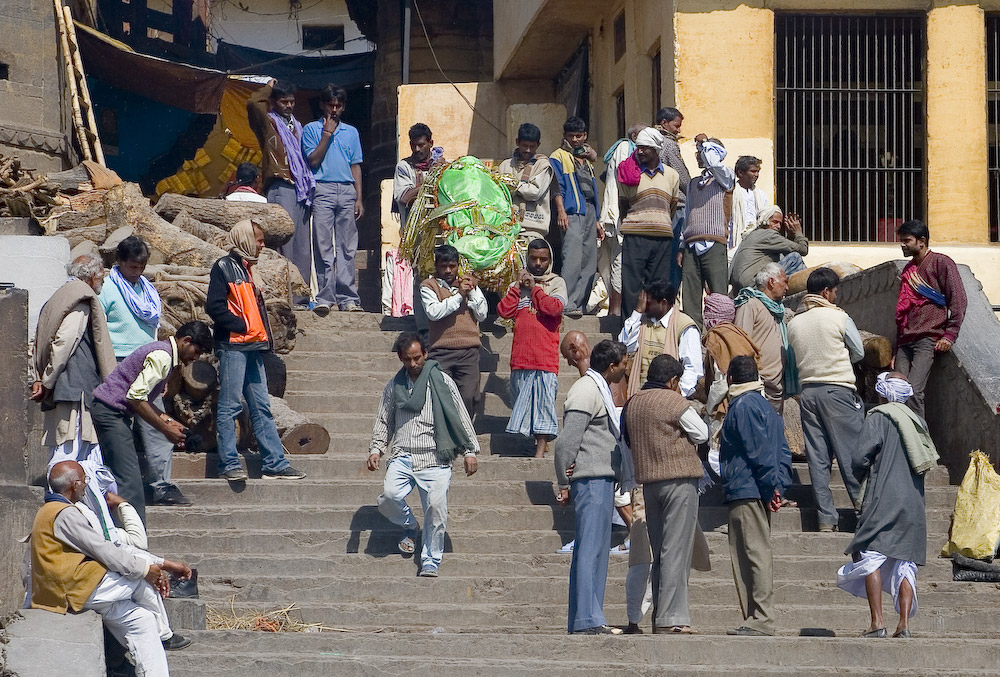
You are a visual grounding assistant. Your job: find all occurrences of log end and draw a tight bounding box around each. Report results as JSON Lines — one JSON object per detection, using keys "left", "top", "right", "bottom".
{"left": 281, "top": 423, "right": 330, "bottom": 455}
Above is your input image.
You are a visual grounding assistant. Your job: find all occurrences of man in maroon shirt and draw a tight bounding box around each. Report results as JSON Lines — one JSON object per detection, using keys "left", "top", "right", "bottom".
{"left": 894, "top": 220, "right": 967, "bottom": 418}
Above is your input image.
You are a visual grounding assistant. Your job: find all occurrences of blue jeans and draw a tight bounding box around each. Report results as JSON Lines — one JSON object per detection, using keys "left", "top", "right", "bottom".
{"left": 377, "top": 455, "right": 452, "bottom": 569}
{"left": 216, "top": 348, "right": 290, "bottom": 474}
{"left": 779, "top": 252, "right": 806, "bottom": 278}
{"left": 568, "top": 477, "right": 614, "bottom": 632}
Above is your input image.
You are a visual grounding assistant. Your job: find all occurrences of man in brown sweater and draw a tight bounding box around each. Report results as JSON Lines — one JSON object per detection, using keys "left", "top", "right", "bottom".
{"left": 622, "top": 355, "right": 708, "bottom": 634}
{"left": 419, "top": 245, "right": 487, "bottom": 414}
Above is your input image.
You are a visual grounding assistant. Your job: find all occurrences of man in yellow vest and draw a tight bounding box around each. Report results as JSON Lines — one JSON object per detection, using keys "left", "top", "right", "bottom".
{"left": 29, "top": 461, "right": 192, "bottom": 676}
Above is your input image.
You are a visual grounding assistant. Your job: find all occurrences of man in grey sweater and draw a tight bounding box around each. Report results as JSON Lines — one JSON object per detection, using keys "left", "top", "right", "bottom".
{"left": 555, "top": 340, "right": 628, "bottom": 635}
{"left": 730, "top": 206, "right": 809, "bottom": 292}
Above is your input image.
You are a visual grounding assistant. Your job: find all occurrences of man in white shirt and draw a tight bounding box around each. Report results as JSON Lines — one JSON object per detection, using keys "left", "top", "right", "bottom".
{"left": 225, "top": 162, "right": 268, "bottom": 203}
{"left": 618, "top": 279, "right": 703, "bottom": 399}
{"left": 419, "top": 245, "right": 487, "bottom": 415}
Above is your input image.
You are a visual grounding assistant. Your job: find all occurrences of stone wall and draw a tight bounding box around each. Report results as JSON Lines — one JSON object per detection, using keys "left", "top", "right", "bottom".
{"left": 0, "top": 0, "right": 71, "bottom": 171}
{"left": 804, "top": 261, "right": 1000, "bottom": 482}
{"left": 0, "top": 288, "right": 43, "bottom": 614}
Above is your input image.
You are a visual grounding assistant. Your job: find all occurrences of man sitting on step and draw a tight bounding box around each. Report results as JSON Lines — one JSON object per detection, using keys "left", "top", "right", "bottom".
{"left": 368, "top": 331, "right": 479, "bottom": 577}
{"left": 29, "top": 461, "right": 193, "bottom": 677}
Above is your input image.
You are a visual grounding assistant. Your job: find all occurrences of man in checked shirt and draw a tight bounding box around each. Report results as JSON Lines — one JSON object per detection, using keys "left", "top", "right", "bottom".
{"left": 367, "top": 331, "right": 479, "bottom": 577}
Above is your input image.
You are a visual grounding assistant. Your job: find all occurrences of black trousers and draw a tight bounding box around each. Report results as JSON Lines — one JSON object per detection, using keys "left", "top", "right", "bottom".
{"left": 621, "top": 234, "right": 674, "bottom": 319}
{"left": 91, "top": 399, "right": 146, "bottom": 524}
{"left": 429, "top": 345, "right": 481, "bottom": 416}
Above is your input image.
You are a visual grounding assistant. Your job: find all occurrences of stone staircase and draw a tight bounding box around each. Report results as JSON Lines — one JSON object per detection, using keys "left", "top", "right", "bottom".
{"left": 155, "top": 311, "right": 1000, "bottom": 675}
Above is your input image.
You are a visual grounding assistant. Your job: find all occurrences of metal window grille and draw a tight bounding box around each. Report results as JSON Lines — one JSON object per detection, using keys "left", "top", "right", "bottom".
{"left": 987, "top": 15, "right": 1000, "bottom": 242}
{"left": 776, "top": 14, "right": 925, "bottom": 242}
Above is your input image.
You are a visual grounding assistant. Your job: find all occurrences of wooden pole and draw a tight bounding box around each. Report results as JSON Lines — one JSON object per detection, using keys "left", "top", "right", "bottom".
{"left": 53, "top": 0, "right": 92, "bottom": 162}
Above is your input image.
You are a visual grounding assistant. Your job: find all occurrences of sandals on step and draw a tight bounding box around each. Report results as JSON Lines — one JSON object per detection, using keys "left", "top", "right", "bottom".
{"left": 398, "top": 530, "right": 417, "bottom": 555}
{"left": 780, "top": 498, "right": 798, "bottom": 508}
{"left": 667, "top": 626, "right": 697, "bottom": 634}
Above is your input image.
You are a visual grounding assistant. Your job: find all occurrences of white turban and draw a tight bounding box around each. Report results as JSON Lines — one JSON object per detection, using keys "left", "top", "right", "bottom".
{"left": 635, "top": 127, "right": 663, "bottom": 151}
{"left": 697, "top": 139, "right": 727, "bottom": 165}
{"left": 876, "top": 372, "right": 914, "bottom": 403}
{"left": 756, "top": 205, "right": 783, "bottom": 228}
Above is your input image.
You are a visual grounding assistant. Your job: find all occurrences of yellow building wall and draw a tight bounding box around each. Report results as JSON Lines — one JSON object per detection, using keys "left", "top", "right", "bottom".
{"left": 926, "top": 3, "right": 989, "bottom": 243}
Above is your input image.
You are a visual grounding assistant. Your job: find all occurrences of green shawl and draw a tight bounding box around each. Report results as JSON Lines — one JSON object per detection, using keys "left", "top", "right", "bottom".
{"left": 869, "top": 403, "right": 939, "bottom": 475}
{"left": 734, "top": 286, "right": 800, "bottom": 397}
{"left": 393, "top": 360, "right": 474, "bottom": 464}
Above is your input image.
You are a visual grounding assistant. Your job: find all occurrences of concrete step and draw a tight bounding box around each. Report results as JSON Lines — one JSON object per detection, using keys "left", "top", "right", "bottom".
{"left": 285, "top": 368, "right": 582, "bottom": 392}
{"left": 293, "top": 310, "right": 611, "bottom": 334}
{"left": 291, "top": 329, "right": 610, "bottom": 354}
{"left": 148, "top": 527, "right": 951, "bottom": 559}
{"left": 284, "top": 352, "right": 587, "bottom": 376}
{"left": 146, "top": 503, "right": 956, "bottom": 535}
{"left": 178, "top": 599, "right": 1000, "bottom": 637}
{"left": 283, "top": 390, "right": 526, "bottom": 415}
{"left": 166, "top": 552, "right": 962, "bottom": 583}
{"left": 165, "top": 631, "right": 1000, "bottom": 676}
{"left": 169, "top": 452, "right": 956, "bottom": 490}
{"left": 194, "top": 574, "right": 995, "bottom": 609}
{"left": 167, "top": 476, "right": 958, "bottom": 510}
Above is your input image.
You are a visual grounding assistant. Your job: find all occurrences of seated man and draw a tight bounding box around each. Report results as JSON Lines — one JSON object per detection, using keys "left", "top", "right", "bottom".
{"left": 30, "top": 461, "right": 192, "bottom": 676}
{"left": 730, "top": 206, "right": 808, "bottom": 292}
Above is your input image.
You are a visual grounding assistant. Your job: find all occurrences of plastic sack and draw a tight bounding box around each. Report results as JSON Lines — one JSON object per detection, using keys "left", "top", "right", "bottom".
{"left": 941, "top": 451, "right": 1000, "bottom": 559}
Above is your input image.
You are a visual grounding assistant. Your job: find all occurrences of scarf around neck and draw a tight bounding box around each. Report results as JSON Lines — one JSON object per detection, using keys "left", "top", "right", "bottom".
{"left": 392, "top": 360, "right": 474, "bottom": 464}
{"left": 734, "top": 287, "right": 799, "bottom": 396}
{"left": 267, "top": 110, "right": 315, "bottom": 205}
{"left": 729, "top": 379, "right": 765, "bottom": 399}
{"left": 225, "top": 220, "right": 264, "bottom": 288}
{"left": 800, "top": 293, "right": 841, "bottom": 313}
{"left": 110, "top": 266, "right": 161, "bottom": 328}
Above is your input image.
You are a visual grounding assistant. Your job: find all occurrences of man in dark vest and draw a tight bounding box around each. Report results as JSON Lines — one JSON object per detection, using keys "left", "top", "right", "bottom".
{"left": 91, "top": 321, "right": 214, "bottom": 523}
{"left": 31, "top": 254, "right": 118, "bottom": 529}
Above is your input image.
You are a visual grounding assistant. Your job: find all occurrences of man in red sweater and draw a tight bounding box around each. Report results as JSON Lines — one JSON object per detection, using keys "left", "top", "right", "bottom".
{"left": 894, "top": 220, "right": 967, "bottom": 418}
{"left": 498, "top": 240, "right": 567, "bottom": 458}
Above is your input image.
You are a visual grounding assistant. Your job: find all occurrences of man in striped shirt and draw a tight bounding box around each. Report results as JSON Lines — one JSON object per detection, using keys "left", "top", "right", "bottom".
{"left": 367, "top": 332, "right": 479, "bottom": 577}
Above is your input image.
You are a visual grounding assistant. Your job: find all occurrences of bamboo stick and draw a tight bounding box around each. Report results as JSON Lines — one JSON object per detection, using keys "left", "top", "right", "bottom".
{"left": 65, "top": 8, "right": 105, "bottom": 166}
{"left": 53, "top": 0, "right": 92, "bottom": 162}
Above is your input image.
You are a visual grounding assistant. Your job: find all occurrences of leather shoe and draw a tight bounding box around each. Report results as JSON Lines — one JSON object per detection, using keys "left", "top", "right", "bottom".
{"left": 162, "top": 634, "right": 193, "bottom": 650}
{"left": 152, "top": 485, "right": 192, "bottom": 506}
{"left": 169, "top": 568, "right": 199, "bottom": 599}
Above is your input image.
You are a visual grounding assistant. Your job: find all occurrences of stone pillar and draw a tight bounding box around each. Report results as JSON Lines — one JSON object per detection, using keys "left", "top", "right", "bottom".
{"left": 926, "top": 3, "right": 988, "bottom": 243}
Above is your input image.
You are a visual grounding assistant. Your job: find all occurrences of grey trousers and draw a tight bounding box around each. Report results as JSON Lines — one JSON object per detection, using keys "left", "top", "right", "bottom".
{"left": 134, "top": 394, "right": 174, "bottom": 500}
{"left": 895, "top": 337, "right": 936, "bottom": 418}
{"left": 644, "top": 478, "right": 700, "bottom": 629}
{"left": 91, "top": 400, "right": 146, "bottom": 524}
{"left": 267, "top": 179, "right": 312, "bottom": 301}
{"left": 561, "top": 211, "right": 598, "bottom": 313}
{"left": 681, "top": 243, "right": 729, "bottom": 329}
{"left": 728, "top": 498, "right": 775, "bottom": 635}
{"left": 799, "top": 384, "right": 864, "bottom": 526}
{"left": 312, "top": 181, "right": 360, "bottom": 308}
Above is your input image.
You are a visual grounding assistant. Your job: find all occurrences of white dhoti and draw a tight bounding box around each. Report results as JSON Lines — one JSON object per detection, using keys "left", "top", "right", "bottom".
{"left": 85, "top": 573, "right": 169, "bottom": 677}
{"left": 837, "top": 550, "right": 918, "bottom": 617}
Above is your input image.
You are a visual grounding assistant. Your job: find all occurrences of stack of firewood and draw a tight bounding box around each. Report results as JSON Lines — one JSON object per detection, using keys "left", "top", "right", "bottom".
{"left": 0, "top": 154, "right": 69, "bottom": 218}
{"left": 43, "top": 180, "right": 309, "bottom": 353}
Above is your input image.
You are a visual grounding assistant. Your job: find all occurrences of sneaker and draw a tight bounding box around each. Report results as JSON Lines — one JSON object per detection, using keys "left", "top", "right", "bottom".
{"left": 162, "top": 633, "right": 193, "bottom": 650}
{"left": 221, "top": 467, "right": 248, "bottom": 482}
{"left": 151, "top": 485, "right": 192, "bottom": 506}
{"left": 313, "top": 301, "right": 332, "bottom": 316}
{"left": 262, "top": 466, "right": 307, "bottom": 480}
{"left": 557, "top": 540, "right": 575, "bottom": 554}
{"left": 343, "top": 302, "right": 363, "bottom": 312}
{"left": 572, "top": 625, "right": 622, "bottom": 635}
{"left": 418, "top": 565, "right": 439, "bottom": 577}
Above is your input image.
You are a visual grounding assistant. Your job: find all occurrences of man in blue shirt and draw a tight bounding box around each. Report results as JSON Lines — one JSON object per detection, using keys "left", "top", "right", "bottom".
{"left": 302, "top": 83, "right": 364, "bottom": 313}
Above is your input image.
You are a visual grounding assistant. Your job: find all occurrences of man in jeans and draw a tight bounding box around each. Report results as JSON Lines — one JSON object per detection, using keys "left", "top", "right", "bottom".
{"left": 206, "top": 220, "right": 306, "bottom": 481}
{"left": 302, "top": 83, "right": 365, "bottom": 314}
{"left": 367, "top": 332, "right": 479, "bottom": 577}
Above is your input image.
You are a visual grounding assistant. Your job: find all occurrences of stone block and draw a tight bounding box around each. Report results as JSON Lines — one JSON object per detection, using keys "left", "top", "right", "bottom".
{"left": 163, "top": 597, "right": 207, "bottom": 631}
{"left": 1, "top": 608, "right": 105, "bottom": 677}
{"left": 0, "top": 485, "right": 41, "bottom": 614}
{"left": 0, "top": 218, "right": 42, "bottom": 236}
{"left": 0, "top": 235, "right": 70, "bottom": 338}
{"left": 0, "top": 288, "right": 29, "bottom": 485}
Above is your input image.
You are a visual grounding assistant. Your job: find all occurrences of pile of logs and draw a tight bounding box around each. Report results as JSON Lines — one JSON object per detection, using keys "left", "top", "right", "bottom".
{"left": 0, "top": 154, "right": 69, "bottom": 218}
{"left": 43, "top": 180, "right": 308, "bottom": 352}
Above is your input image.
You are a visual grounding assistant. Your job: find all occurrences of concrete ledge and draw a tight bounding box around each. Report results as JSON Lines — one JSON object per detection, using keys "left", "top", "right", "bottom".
{"left": 1, "top": 609, "right": 105, "bottom": 677}
{"left": 164, "top": 597, "right": 206, "bottom": 631}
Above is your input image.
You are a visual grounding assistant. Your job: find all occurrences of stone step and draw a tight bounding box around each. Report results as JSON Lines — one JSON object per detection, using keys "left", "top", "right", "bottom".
{"left": 293, "top": 310, "right": 611, "bottom": 334}
{"left": 285, "top": 368, "right": 581, "bottom": 391}
{"left": 167, "top": 478, "right": 957, "bottom": 510}
{"left": 194, "top": 574, "right": 994, "bottom": 609}
{"left": 164, "top": 631, "right": 1000, "bottom": 676}
{"left": 178, "top": 599, "right": 1000, "bottom": 637}
{"left": 146, "top": 503, "right": 956, "bottom": 535}
{"left": 169, "top": 452, "right": 955, "bottom": 488}
{"left": 166, "top": 552, "right": 961, "bottom": 583}
{"left": 148, "top": 527, "right": 951, "bottom": 559}
{"left": 291, "top": 330, "right": 610, "bottom": 354}
{"left": 283, "top": 390, "right": 526, "bottom": 415}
